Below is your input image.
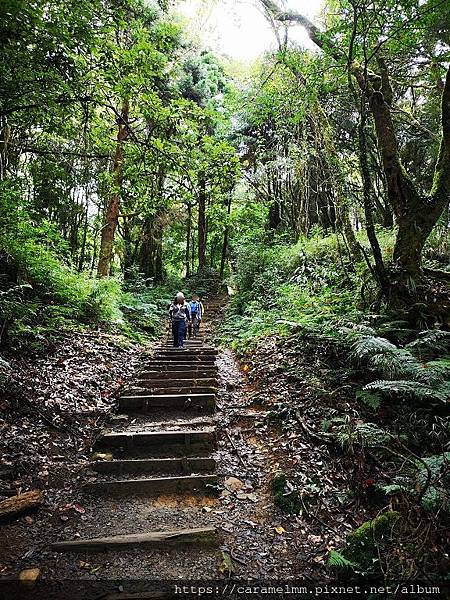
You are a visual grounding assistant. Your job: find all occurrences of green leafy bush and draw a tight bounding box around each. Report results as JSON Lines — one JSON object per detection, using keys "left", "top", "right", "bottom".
{"left": 220, "top": 231, "right": 359, "bottom": 348}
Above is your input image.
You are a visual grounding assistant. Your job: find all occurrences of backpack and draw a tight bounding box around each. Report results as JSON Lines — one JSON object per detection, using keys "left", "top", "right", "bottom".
{"left": 189, "top": 300, "right": 200, "bottom": 316}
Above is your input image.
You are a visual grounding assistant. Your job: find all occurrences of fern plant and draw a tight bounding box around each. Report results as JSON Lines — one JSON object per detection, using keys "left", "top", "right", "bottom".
{"left": 351, "top": 333, "right": 450, "bottom": 405}
{"left": 334, "top": 421, "right": 391, "bottom": 450}
{"left": 327, "top": 550, "right": 358, "bottom": 570}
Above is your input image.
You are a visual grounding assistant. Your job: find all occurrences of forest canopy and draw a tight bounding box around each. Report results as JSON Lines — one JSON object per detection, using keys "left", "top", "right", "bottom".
{"left": 1, "top": 0, "right": 449, "bottom": 337}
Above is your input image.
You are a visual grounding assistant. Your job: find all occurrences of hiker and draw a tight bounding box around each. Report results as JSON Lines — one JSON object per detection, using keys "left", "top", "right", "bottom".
{"left": 188, "top": 294, "right": 204, "bottom": 338}
{"left": 169, "top": 292, "right": 191, "bottom": 348}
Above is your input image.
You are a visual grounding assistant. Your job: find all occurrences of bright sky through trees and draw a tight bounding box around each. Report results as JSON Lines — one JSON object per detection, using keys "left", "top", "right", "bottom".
{"left": 176, "top": 0, "right": 324, "bottom": 61}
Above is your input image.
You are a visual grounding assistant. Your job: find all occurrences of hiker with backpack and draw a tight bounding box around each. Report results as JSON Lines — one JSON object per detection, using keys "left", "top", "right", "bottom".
{"left": 188, "top": 294, "right": 204, "bottom": 338}
{"left": 169, "top": 292, "right": 191, "bottom": 348}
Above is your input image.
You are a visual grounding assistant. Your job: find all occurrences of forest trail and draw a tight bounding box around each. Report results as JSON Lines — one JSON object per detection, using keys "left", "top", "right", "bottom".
{"left": 49, "top": 300, "right": 224, "bottom": 582}
{"left": 38, "top": 299, "right": 294, "bottom": 591}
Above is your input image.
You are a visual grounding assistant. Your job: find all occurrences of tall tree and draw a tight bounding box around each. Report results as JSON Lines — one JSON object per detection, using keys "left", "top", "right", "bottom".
{"left": 97, "top": 99, "right": 129, "bottom": 277}
{"left": 260, "top": 0, "right": 450, "bottom": 278}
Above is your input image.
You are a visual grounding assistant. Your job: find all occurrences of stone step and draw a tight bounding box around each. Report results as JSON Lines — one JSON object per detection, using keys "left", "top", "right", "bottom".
{"left": 91, "top": 457, "right": 216, "bottom": 476}
{"left": 151, "top": 354, "right": 216, "bottom": 366}
{"left": 52, "top": 527, "right": 217, "bottom": 552}
{"left": 118, "top": 393, "right": 216, "bottom": 413}
{"left": 83, "top": 474, "right": 218, "bottom": 496}
{"left": 95, "top": 427, "right": 216, "bottom": 455}
{"left": 161, "top": 342, "right": 205, "bottom": 347}
{"left": 155, "top": 350, "right": 218, "bottom": 358}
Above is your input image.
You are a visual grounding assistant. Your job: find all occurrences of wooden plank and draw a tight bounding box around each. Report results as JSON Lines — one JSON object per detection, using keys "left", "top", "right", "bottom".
{"left": 91, "top": 457, "right": 216, "bottom": 475}
{"left": 118, "top": 393, "right": 216, "bottom": 412}
{"left": 138, "top": 369, "right": 218, "bottom": 379}
{"left": 97, "top": 427, "right": 215, "bottom": 448}
{"left": 125, "top": 386, "right": 217, "bottom": 396}
{"left": 0, "top": 490, "right": 44, "bottom": 521}
{"left": 52, "top": 526, "right": 217, "bottom": 552}
{"left": 83, "top": 474, "right": 218, "bottom": 496}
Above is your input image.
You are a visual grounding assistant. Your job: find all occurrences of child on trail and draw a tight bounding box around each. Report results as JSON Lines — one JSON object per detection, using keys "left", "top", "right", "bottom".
{"left": 169, "top": 292, "right": 191, "bottom": 348}
{"left": 188, "top": 294, "right": 204, "bottom": 338}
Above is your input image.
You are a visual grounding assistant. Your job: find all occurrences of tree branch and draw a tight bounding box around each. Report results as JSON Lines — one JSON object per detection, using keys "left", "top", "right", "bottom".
{"left": 431, "top": 65, "right": 450, "bottom": 204}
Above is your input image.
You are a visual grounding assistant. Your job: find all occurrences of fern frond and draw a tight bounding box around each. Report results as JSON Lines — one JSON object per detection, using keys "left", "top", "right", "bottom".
{"left": 327, "top": 550, "right": 358, "bottom": 569}
{"left": 335, "top": 421, "right": 390, "bottom": 448}
{"left": 351, "top": 336, "right": 421, "bottom": 379}
{"left": 379, "top": 483, "right": 410, "bottom": 495}
{"left": 407, "top": 330, "right": 450, "bottom": 354}
{"left": 364, "top": 380, "right": 450, "bottom": 403}
{"left": 415, "top": 359, "right": 450, "bottom": 385}
{"left": 351, "top": 335, "right": 397, "bottom": 360}
{"left": 356, "top": 389, "right": 382, "bottom": 410}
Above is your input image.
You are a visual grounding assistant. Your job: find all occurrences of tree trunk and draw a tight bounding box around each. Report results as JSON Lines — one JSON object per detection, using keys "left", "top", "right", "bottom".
{"left": 370, "top": 63, "right": 450, "bottom": 275}
{"left": 186, "top": 203, "right": 192, "bottom": 278}
{"left": 220, "top": 195, "right": 232, "bottom": 279}
{"left": 197, "top": 173, "right": 207, "bottom": 272}
{"left": 267, "top": 171, "right": 282, "bottom": 229}
{"left": 77, "top": 197, "right": 89, "bottom": 272}
{"left": 97, "top": 99, "right": 129, "bottom": 277}
{"left": 358, "top": 118, "right": 388, "bottom": 290}
{"left": 0, "top": 118, "right": 10, "bottom": 181}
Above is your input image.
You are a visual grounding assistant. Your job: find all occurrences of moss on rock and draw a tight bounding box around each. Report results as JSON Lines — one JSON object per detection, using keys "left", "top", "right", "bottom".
{"left": 272, "top": 472, "right": 302, "bottom": 514}
{"left": 344, "top": 511, "right": 401, "bottom": 570}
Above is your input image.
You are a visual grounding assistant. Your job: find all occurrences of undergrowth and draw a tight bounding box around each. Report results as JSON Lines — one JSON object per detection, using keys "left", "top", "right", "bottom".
{"left": 0, "top": 192, "right": 179, "bottom": 349}
{"left": 220, "top": 228, "right": 450, "bottom": 581}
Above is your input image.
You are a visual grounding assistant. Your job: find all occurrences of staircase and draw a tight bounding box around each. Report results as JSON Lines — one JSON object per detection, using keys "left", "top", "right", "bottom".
{"left": 51, "top": 301, "right": 224, "bottom": 562}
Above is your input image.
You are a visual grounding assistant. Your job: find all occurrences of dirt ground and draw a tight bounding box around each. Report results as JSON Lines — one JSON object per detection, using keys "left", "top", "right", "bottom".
{"left": 0, "top": 327, "right": 371, "bottom": 598}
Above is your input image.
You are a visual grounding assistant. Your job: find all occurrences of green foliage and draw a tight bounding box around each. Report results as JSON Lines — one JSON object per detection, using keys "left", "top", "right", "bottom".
{"left": 356, "top": 389, "right": 382, "bottom": 410}
{"left": 417, "top": 453, "right": 450, "bottom": 513}
{"left": 272, "top": 472, "right": 302, "bottom": 515}
{"left": 350, "top": 332, "right": 450, "bottom": 405}
{"left": 364, "top": 379, "right": 450, "bottom": 404}
{"left": 220, "top": 231, "right": 359, "bottom": 349}
{"left": 334, "top": 421, "right": 391, "bottom": 450}
{"left": 327, "top": 550, "right": 358, "bottom": 570}
{"left": 342, "top": 512, "right": 401, "bottom": 573}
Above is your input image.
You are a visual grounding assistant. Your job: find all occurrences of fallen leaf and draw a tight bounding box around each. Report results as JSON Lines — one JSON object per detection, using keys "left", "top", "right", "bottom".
{"left": 218, "top": 551, "right": 235, "bottom": 576}
{"left": 91, "top": 452, "right": 113, "bottom": 461}
{"left": 308, "top": 535, "right": 322, "bottom": 544}
{"left": 313, "top": 554, "right": 325, "bottom": 563}
{"left": 224, "top": 477, "right": 244, "bottom": 492}
{"left": 275, "top": 526, "right": 286, "bottom": 535}
{"left": 90, "top": 566, "right": 102, "bottom": 574}
{"left": 19, "top": 568, "right": 40, "bottom": 585}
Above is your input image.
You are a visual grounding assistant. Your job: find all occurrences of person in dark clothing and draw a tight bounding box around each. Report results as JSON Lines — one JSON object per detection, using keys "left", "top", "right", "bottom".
{"left": 187, "top": 294, "right": 203, "bottom": 338}
{"left": 169, "top": 292, "right": 191, "bottom": 348}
